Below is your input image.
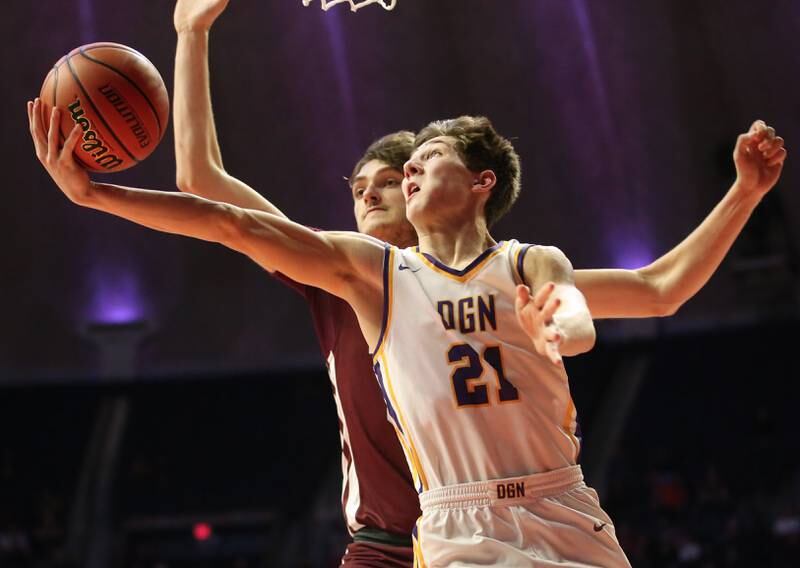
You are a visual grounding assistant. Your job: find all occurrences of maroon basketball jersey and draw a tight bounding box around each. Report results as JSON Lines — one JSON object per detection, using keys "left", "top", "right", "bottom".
{"left": 276, "top": 273, "right": 420, "bottom": 536}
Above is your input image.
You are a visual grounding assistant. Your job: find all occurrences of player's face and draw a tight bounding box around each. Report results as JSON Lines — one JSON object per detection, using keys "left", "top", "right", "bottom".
{"left": 352, "top": 159, "right": 416, "bottom": 245}
{"left": 402, "top": 137, "right": 476, "bottom": 226}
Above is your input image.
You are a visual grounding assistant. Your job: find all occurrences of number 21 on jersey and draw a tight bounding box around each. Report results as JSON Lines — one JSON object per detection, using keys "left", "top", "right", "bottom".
{"left": 447, "top": 344, "right": 520, "bottom": 407}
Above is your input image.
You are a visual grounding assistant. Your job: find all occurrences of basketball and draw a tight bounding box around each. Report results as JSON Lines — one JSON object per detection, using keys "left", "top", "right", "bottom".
{"left": 39, "top": 42, "right": 169, "bottom": 173}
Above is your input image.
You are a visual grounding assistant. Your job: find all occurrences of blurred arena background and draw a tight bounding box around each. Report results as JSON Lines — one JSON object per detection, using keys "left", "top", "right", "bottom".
{"left": 2, "top": 1, "right": 799, "bottom": 566}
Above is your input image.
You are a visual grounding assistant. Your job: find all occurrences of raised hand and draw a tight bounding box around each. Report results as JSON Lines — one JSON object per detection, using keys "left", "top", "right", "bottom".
{"left": 734, "top": 120, "right": 787, "bottom": 197}
{"left": 174, "top": 0, "right": 230, "bottom": 33}
{"left": 28, "top": 98, "right": 93, "bottom": 205}
{"left": 515, "top": 282, "right": 565, "bottom": 366}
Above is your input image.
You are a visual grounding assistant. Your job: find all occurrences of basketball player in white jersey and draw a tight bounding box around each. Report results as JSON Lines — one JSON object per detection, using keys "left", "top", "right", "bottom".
{"left": 170, "top": 1, "right": 789, "bottom": 565}
{"left": 29, "top": 94, "right": 787, "bottom": 564}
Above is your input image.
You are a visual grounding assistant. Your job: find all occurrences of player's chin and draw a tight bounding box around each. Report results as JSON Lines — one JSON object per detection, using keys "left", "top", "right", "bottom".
{"left": 405, "top": 209, "right": 429, "bottom": 231}
{"left": 360, "top": 218, "right": 390, "bottom": 240}
{"left": 362, "top": 214, "right": 403, "bottom": 237}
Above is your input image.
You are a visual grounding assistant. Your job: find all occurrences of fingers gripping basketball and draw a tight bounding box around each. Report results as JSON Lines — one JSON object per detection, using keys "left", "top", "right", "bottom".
{"left": 39, "top": 42, "right": 169, "bottom": 173}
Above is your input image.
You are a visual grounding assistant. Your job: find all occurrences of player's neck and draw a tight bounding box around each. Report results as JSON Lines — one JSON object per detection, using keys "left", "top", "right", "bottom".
{"left": 416, "top": 221, "right": 495, "bottom": 270}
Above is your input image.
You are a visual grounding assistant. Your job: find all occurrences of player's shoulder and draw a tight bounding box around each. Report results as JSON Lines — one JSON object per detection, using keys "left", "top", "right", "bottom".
{"left": 324, "top": 230, "right": 386, "bottom": 247}
{"left": 519, "top": 243, "right": 574, "bottom": 285}
{"left": 523, "top": 244, "right": 570, "bottom": 264}
{"left": 323, "top": 231, "right": 389, "bottom": 263}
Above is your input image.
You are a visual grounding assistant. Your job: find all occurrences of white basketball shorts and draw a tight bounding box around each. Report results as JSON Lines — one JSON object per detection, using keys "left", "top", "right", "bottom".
{"left": 413, "top": 465, "right": 631, "bottom": 567}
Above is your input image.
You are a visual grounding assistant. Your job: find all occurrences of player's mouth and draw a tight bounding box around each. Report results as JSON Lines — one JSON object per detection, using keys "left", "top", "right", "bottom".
{"left": 405, "top": 182, "right": 420, "bottom": 201}
{"left": 365, "top": 206, "right": 386, "bottom": 217}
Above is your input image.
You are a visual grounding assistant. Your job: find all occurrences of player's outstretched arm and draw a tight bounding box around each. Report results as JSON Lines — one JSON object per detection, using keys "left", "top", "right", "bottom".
{"left": 516, "top": 246, "right": 596, "bottom": 366}
{"left": 29, "top": 100, "right": 384, "bottom": 315}
{"left": 575, "top": 120, "right": 787, "bottom": 319}
{"left": 173, "top": 0, "right": 285, "bottom": 216}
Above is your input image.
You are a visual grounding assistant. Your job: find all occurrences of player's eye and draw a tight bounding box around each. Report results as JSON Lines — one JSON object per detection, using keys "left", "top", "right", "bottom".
{"left": 384, "top": 178, "right": 400, "bottom": 187}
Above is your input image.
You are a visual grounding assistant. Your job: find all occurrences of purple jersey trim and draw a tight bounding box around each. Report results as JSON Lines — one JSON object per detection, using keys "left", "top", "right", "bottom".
{"left": 516, "top": 243, "right": 534, "bottom": 284}
{"left": 373, "top": 361, "right": 404, "bottom": 436}
{"left": 418, "top": 241, "right": 504, "bottom": 277}
{"left": 574, "top": 419, "right": 583, "bottom": 461}
{"left": 370, "top": 244, "right": 393, "bottom": 358}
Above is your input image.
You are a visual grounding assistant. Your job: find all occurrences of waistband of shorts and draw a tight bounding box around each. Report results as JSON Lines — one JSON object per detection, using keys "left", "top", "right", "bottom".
{"left": 419, "top": 465, "right": 584, "bottom": 511}
{"left": 352, "top": 526, "right": 413, "bottom": 548}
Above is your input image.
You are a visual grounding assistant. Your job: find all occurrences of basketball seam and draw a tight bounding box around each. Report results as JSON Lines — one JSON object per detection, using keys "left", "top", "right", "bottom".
{"left": 79, "top": 43, "right": 146, "bottom": 58}
{"left": 78, "top": 48, "right": 164, "bottom": 137}
{"left": 51, "top": 64, "right": 59, "bottom": 107}
{"left": 65, "top": 54, "right": 140, "bottom": 166}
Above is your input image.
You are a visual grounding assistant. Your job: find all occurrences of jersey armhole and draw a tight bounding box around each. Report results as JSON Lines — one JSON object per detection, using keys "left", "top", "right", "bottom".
{"left": 272, "top": 270, "right": 311, "bottom": 298}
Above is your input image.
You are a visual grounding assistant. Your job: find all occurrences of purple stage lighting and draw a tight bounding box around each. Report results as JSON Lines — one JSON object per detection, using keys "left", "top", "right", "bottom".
{"left": 321, "top": 9, "right": 357, "bottom": 137}
{"left": 87, "top": 265, "right": 147, "bottom": 325}
{"left": 78, "top": 0, "right": 97, "bottom": 43}
{"left": 569, "top": 0, "right": 613, "bottom": 140}
{"left": 612, "top": 239, "right": 654, "bottom": 270}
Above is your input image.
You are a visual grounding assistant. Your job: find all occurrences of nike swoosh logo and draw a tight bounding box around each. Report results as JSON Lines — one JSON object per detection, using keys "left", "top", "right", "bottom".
{"left": 399, "top": 264, "right": 420, "bottom": 272}
{"left": 593, "top": 522, "right": 607, "bottom": 532}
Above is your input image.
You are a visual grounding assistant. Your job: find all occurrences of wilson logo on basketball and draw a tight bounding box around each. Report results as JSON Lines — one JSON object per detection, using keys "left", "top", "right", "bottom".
{"left": 98, "top": 84, "right": 151, "bottom": 148}
{"left": 67, "top": 98, "right": 124, "bottom": 171}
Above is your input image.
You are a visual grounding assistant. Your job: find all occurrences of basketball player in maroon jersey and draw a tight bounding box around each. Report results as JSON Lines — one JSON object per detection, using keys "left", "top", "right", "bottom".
{"left": 168, "top": 1, "right": 788, "bottom": 565}
{"left": 174, "top": 2, "right": 419, "bottom": 564}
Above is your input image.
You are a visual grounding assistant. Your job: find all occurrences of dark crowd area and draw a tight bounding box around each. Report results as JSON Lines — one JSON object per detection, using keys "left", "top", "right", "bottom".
{"left": 1, "top": 320, "right": 799, "bottom": 567}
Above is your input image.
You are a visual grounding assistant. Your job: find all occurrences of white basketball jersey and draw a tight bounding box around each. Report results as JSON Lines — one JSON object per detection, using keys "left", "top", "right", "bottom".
{"left": 372, "top": 240, "right": 581, "bottom": 493}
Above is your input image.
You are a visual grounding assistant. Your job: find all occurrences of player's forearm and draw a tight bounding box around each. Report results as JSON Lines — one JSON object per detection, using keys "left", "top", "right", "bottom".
{"left": 578, "top": 181, "right": 764, "bottom": 319}
{"left": 81, "top": 181, "right": 239, "bottom": 244}
{"left": 638, "top": 181, "right": 762, "bottom": 312}
{"left": 174, "top": 30, "right": 286, "bottom": 216}
{"left": 79, "top": 182, "right": 358, "bottom": 294}
{"left": 174, "top": 30, "right": 223, "bottom": 188}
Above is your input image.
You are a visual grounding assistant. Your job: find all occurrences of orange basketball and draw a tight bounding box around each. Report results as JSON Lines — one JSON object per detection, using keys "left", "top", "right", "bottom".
{"left": 39, "top": 42, "right": 169, "bottom": 173}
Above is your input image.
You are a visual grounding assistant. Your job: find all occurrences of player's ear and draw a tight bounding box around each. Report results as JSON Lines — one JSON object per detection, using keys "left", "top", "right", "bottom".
{"left": 472, "top": 170, "right": 496, "bottom": 194}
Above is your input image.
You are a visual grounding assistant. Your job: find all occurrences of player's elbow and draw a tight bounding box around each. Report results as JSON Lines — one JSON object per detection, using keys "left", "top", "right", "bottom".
{"left": 647, "top": 281, "right": 686, "bottom": 317}
{"left": 650, "top": 299, "right": 682, "bottom": 317}
{"left": 175, "top": 164, "right": 225, "bottom": 197}
{"left": 175, "top": 172, "right": 194, "bottom": 195}
{"left": 634, "top": 268, "right": 685, "bottom": 317}
{"left": 175, "top": 171, "right": 203, "bottom": 196}
{"left": 175, "top": 173, "right": 208, "bottom": 197}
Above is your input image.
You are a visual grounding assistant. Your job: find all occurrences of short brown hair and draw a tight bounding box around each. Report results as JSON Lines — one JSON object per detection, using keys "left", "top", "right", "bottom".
{"left": 350, "top": 130, "right": 416, "bottom": 184}
{"left": 415, "top": 116, "right": 521, "bottom": 227}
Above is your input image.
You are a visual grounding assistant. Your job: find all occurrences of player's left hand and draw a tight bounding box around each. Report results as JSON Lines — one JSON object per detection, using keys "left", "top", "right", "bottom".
{"left": 174, "top": 0, "right": 230, "bottom": 33}
{"left": 515, "top": 282, "right": 565, "bottom": 367}
{"left": 733, "top": 120, "right": 787, "bottom": 197}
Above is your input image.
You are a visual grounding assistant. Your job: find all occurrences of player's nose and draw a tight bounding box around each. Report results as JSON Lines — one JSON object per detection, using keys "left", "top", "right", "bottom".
{"left": 404, "top": 159, "right": 422, "bottom": 178}
{"left": 363, "top": 183, "right": 380, "bottom": 203}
